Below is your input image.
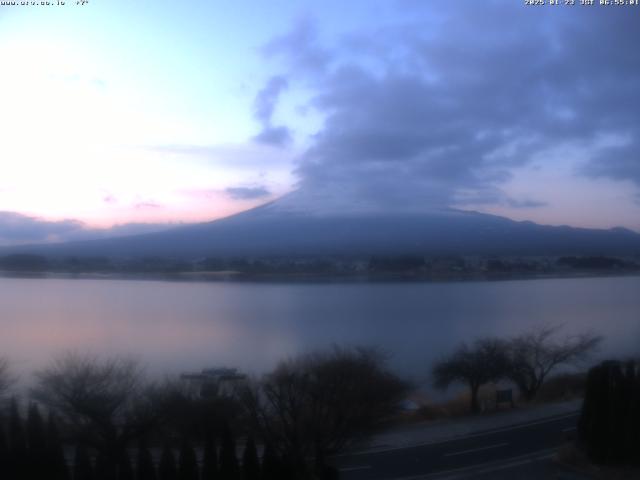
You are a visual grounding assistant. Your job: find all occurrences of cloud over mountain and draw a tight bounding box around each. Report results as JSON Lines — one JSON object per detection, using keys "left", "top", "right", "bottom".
{"left": 259, "top": 3, "right": 640, "bottom": 214}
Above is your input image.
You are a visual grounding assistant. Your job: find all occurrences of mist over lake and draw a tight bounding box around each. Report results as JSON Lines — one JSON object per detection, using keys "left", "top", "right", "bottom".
{"left": 2, "top": 275, "right": 638, "bottom": 385}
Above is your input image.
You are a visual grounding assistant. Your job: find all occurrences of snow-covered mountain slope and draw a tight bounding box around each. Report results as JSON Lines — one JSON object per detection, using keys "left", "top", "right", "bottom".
{"left": 3, "top": 195, "right": 640, "bottom": 259}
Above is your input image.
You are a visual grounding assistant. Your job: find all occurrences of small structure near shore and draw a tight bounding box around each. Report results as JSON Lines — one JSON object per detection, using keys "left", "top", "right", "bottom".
{"left": 180, "top": 367, "right": 246, "bottom": 398}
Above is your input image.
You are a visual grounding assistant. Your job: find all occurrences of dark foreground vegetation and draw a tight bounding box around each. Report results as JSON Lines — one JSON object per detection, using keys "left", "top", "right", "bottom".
{"left": 553, "top": 359, "right": 640, "bottom": 479}
{"left": 0, "top": 326, "right": 611, "bottom": 479}
{"left": 578, "top": 359, "right": 640, "bottom": 466}
{"left": 0, "top": 348, "right": 408, "bottom": 480}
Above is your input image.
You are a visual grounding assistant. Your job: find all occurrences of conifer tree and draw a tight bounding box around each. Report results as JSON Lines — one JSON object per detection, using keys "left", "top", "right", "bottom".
{"left": 118, "top": 450, "right": 134, "bottom": 480}
{"left": 46, "top": 413, "right": 70, "bottom": 480}
{"left": 178, "top": 439, "right": 199, "bottom": 480}
{"left": 74, "top": 444, "right": 94, "bottom": 480}
{"left": 201, "top": 433, "right": 217, "bottom": 480}
{"left": 0, "top": 424, "right": 10, "bottom": 480}
{"left": 137, "top": 438, "right": 157, "bottom": 480}
{"left": 260, "top": 444, "right": 279, "bottom": 480}
{"left": 218, "top": 425, "right": 239, "bottom": 480}
{"left": 158, "top": 443, "right": 178, "bottom": 480}
{"left": 241, "top": 436, "right": 260, "bottom": 480}
{"left": 9, "top": 398, "right": 27, "bottom": 480}
{"left": 27, "top": 403, "right": 47, "bottom": 477}
{"left": 95, "top": 451, "right": 117, "bottom": 480}
{"left": 578, "top": 360, "right": 640, "bottom": 465}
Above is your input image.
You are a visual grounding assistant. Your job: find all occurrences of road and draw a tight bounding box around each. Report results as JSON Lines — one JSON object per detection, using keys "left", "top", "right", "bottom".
{"left": 333, "top": 412, "right": 581, "bottom": 479}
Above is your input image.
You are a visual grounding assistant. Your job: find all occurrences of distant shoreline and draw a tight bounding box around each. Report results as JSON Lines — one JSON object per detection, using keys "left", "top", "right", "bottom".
{"left": 1, "top": 269, "right": 639, "bottom": 285}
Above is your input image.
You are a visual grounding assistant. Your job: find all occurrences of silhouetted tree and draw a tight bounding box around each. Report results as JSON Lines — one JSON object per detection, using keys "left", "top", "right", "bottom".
{"left": 150, "top": 377, "right": 242, "bottom": 446}
{"left": 33, "top": 353, "right": 160, "bottom": 467}
{"left": 27, "top": 403, "right": 47, "bottom": 477}
{"left": 201, "top": 433, "right": 218, "bottom": 480}
{"left": 27, "top": 403, "right": 46, "bottom": 451}
{"left": 0, "top": 357, "right": 12, "bottom": 399}
{"left": 218, "top": 425, "right": 239, "bottom": 480}
{"left": 318, "top": 465, "right": 340, "bottom": 480}
{"left": 46, "top": 413, "right": 70, "bottom": 480}
{"left": 9, "top": 398, "right": 27, "bottom": 479}
{"left": 95, "top": 451, "right": 116, "bottom": 480}
{"left": 178, "top": 439, "right": 199, "bottom": 480}
{"left": 507, "top": 325, "right": 601, "bottom": 401}
{"left": 118, "top": 450, "right": 134, "bottom": 480}
{"left": 242, "top": 346, "right": 408, "bottom": 477}
{"left": 241, "top": 436, "right": 260, "bottom": 480}
{"left": 260, "top": 444, "right": 281, "bottom": 480}
{"left": 0, "top": 425, "right": 9, "bottom": 480}
{"left": 578, "top": 359, "right": 640, "bottom": 465}
{"left": 158, "top": 443, "right": 178, "bottom": 480}
{"left": 137, "top": 438, "right": 156, "bottom": 480}
{"left": 433, "top": 338, "right": 510, "bottom": 414}
{"left": 74, "top": 444, "right": 95, "bottom": 480}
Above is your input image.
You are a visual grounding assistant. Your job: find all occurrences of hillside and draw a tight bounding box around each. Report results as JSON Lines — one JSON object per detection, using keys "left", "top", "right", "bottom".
{"left": 2, "top": 198, "right": 640, "bottom": 260}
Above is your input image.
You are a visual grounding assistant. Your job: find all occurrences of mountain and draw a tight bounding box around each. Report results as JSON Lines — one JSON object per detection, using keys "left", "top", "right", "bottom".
{"left": 2, "top": 197, "right": 640, "bottom": 259}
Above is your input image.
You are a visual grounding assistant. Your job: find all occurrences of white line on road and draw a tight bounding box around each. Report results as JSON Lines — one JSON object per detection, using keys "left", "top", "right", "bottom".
{"left": 443, "top": 442, "right": 508, "bottom": 457}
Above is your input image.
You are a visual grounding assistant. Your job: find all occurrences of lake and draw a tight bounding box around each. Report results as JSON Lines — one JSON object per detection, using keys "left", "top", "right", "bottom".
{"left": 1, "top": 275, "right": 639, "bottom": 387}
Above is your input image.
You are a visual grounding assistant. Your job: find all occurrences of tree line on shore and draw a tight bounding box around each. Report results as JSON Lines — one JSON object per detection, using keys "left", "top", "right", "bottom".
{"left": 0, "top": 325, "right": 603, "bottom": 479}
{"left": 1, "top": 253, "right": 638, "bottom": 276}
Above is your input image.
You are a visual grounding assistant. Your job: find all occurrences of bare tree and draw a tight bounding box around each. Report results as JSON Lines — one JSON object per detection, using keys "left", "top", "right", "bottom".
{"left": 0, "top": 357, "right": 13, "bottom": 399}
{"left": 242, "top": 346, "right": 409, "bottom": 477}
{"left": 432, "top": 338, "right": 511, "bottom": 414}
{"left": 32, "top": 353, "right": 159, "bottom": 468}
{"left": 506, "top": 325, "right": 602, "bottom": 402}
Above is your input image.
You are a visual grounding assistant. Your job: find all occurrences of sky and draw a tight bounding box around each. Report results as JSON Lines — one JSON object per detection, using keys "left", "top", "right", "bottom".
{"left": 0, "top": 0, "right": 639, "bottom": 245}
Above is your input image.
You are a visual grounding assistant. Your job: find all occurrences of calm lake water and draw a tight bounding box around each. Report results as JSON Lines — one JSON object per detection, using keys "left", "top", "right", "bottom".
{"left": 1, "top": 275, "right": 639, "bottom": 385}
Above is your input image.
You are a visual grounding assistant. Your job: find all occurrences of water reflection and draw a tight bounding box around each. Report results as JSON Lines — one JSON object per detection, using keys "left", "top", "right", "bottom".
{"left": 1, "top": 276, "right": 639, "bottom": 384}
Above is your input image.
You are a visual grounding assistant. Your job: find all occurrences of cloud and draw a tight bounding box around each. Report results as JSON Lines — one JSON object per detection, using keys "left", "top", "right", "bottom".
{"left": 134, "top": 201, "right": 163, "bottom": 210}
{"left": 583, "top": 140, "right": 640, "bottom": 186}
{"left": 260, "top": 4, "right": 640, "bottom": 213}
{"left": 505, "top": 198, "right": 548, "bottom": 209}
{"left": 251, "top": 15, "right": 334, "bottom": 148}
{"left": 251, "top": 75, "right": 292, "bottom": 147}
{"left": 92, "top": 222, "right": 178, "bottom": 239}
{"left": 0, "top": 212, "right": 84, "bottom": 243}
{"left": 0, "top": 211, "right": 179, "bottom": 246}
{"left": 149, "top": 143, "right": 295, "bottom": 171}
{"left": 253, "top": 75, "right": 289, "bottom": 125}
{"left": 252, "top": 126, "right": 292, "bottom": 147}
{"left": 262, "top": 16, "right": 332, "bottom": 76}
{"left": 225, "top": 186, "right": 271, "bottom": 200}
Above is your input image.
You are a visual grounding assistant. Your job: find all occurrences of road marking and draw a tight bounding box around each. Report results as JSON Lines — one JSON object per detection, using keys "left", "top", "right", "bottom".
{"left": 339, "top": 411, "right": 579, "bottom": 457}
{"left": 443, "top": 442, "right": 508, "bottom": 457}
{"left": 390, "top": 448, "right": 555, "bottom": 480}
{"left": 339, "top": 465, "right": 372, "bottom": 472}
